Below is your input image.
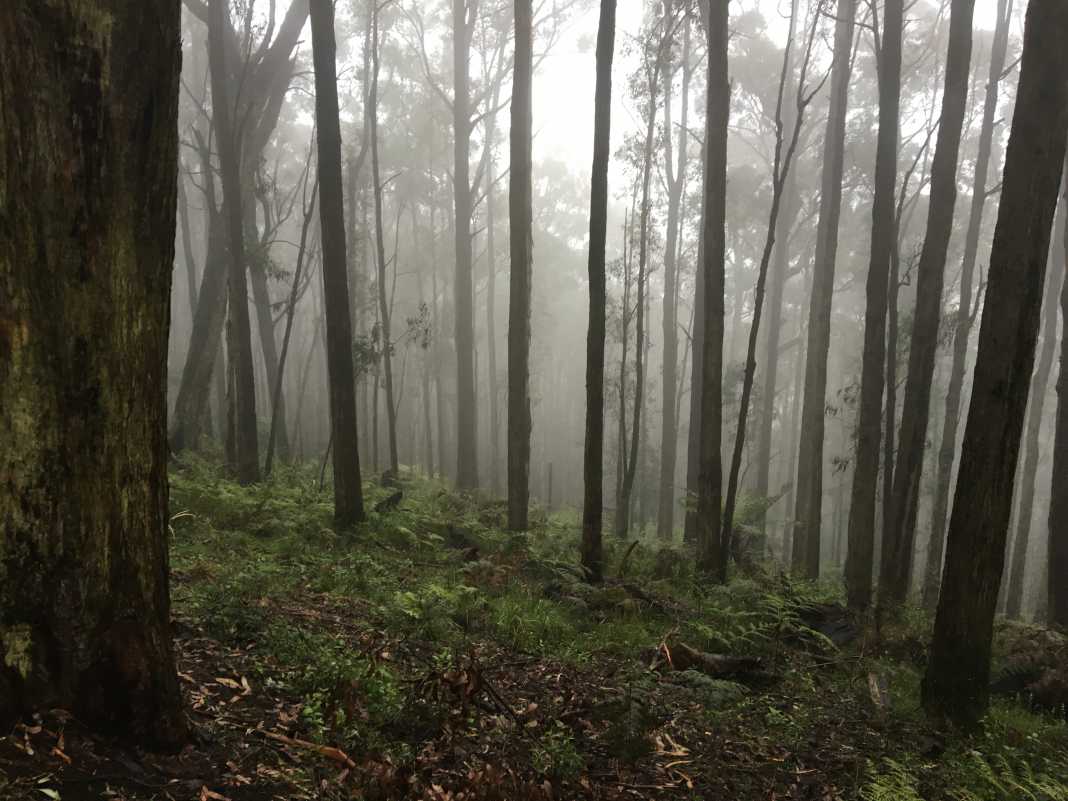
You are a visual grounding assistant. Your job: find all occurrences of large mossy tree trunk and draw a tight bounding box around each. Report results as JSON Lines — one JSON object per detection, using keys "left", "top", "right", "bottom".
{"left": 581, "top": 0, "right": 618, "bottom": 584}
{"left": 922, "top": 0, "right": 1068, "bottom": 726}
{"left": 0, "top": 0, "right": 186, "bottom": 745}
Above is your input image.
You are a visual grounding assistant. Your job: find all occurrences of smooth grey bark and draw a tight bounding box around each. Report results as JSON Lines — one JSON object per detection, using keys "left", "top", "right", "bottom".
{"left": 922, "top": 0, "right": 1068, "bottom": 726}
{"left": 1050, "top": 179, "right": 1068, "bottom": 629}
{"left": 172, "top": 0, "right": 308, "bottom": 455}
{"left": 792, "top": 0, "right": 855, "bottom": 577}
{"left": 656, "top": 0, "right": 691, "bottom": 542}
{"left": 880, "top": 0, "right": 977, "bottom": 607}
{"left": 757, "top": 0, "right": 799, "bottom": 544}
{"left": 845, "top": 0, "right": 903, "bottom": 611}
{"left": 722, "top": 11, "right": 818, "bottom": 573}
{"left": 265, "top": 166, "right": 317, "bottom": 478}
{"left": 210, "top": 0, "right": 260, "bottom": 485}
{"left": 616, "top": 49, "right": 658, "bottom": 541}
{"left": 369, "top": 3, "right": 399, "bottom": 475}
{"left": 171, "top": 129, "right": 229, "bottom": 453}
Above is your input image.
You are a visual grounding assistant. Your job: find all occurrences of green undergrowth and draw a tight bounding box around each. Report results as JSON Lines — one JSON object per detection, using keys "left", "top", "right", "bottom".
{"left": 167, "top": 454, "right": 1068, "bottom": 798}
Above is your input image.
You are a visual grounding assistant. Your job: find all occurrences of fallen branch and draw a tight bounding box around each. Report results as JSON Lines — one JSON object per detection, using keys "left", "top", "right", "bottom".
{"left": 651, "top": 641, "right": 763, "bottom": 678}
{"left": 261, "top": 730, "right": 357, "bottom": 769}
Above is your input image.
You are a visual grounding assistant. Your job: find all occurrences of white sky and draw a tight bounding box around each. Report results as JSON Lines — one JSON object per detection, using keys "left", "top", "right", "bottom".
{"left": 532, "top": 0, "right": 1008, "bottom": 184}
{"left": 217, "top": 0, "right": 1011, "bottom": 199}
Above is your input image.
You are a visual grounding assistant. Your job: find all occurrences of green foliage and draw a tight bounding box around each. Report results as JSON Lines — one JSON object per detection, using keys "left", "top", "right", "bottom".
{"left": 196, "top": 569, "right": 270, "bottom": 641}
{"left": 170, "top": 453, "right": 333, "bottom": 539}
{"left": 531, "top": 723, "right": 584, "bottom": 780}
{"left": 261, "top": 623, "right": 407, "bottom": 753}
{"left": 166, "top": 459, "right": 1068, "bottom": 799}
{"left": 670, "top": 670, "right": 748, "bottom": 708}
{"left": 861, "top": 759, "right": 924, "bottom": 801}
{"left": 936, "top": 703, "right": 1068, "bottom": 801}
{"left": 392, "top": 583, "right": 485, "bottom": 640}
{"left": 488, "top": 589, "right": 578, "bottom": 655}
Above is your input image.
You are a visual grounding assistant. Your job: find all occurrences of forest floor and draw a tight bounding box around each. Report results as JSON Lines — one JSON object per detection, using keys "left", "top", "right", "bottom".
{"left": 2, "top": 457, "right": 1067, "bottom": 801}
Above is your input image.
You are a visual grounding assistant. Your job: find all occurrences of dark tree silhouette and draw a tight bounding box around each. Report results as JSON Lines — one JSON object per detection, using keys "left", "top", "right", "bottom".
{"left": 845, "top": 0, "right": 903, "bottom": 611}
{"left": 581, "top": 0, "right": 618, "bottom": 584}
{"left": 923, "top": 0, "right": 1068, "bottom": 726}
{"left": 693, "top": 0, "right": 729, "bottom": 579}
{"left": 508, "top": 0, "right": 535, "bottom": 531}
{"left": 309, "top": 0, "right": 366, "bottom": 526}
{"left": 793, "top": 0, "right": 855, "bottom": 576}
{"left": 209, "top": 0, "right": 260, "bottom": 485}
{"left": 881, "top": 0, "right": 976, "bottom": 607}
{"left": 924, "top": 0, "right": 1013, "bottom": 610}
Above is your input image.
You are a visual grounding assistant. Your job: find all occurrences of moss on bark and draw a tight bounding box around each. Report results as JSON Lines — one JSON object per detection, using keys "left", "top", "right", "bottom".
{"left": 0, "top": 1, "right": 186, "bottom": 747}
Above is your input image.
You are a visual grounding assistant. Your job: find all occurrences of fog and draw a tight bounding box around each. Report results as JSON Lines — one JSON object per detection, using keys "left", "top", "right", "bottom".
{"left": 169, "top": 0, "right": 1050, "bottom": 619}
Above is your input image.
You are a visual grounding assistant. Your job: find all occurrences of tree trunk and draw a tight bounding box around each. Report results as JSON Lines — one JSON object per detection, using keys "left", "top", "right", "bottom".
{"left": 177, "top": 167, "right": 200, "bottom": 321}
{"left": 369, "top": 4, "right": 399, "bottom": 475}
{"left": 793, "top": 0, "right": 856, "bottom": 577}
{"left": 453, "top": 0, "right": 478, "bottom": 490}
{"left": 655, "top": 1, "right": 691, "bottom": 542}
{"left": 581, "top": 0, "right": 618, "bottom": 584}
{"left": 722, "top": 13, "right": 814, "bottom": 569}
{"left": 508, "top": 0, "right": 534, "bottom": 530}
{"left": 246, "top": 226, "right": 290, "bottom": 462}
{"left": 684, "top": 154, "right": 708, "bottom": 546}
{"left": 265, "top": 169, "right": 317, "bottom": 478}
{"left": 845, "top": 0, "right": 902, "bottom": 611}
{"left": 617, "top": 92, "right": 655, "bottom": 541}
{"left": 210, "top": 0, "right": 260, "bottom": 485}
{"left": 172, "top": 0, "right": 308, "bottom": 457}
{"left": 922, "top": 0, "right": 1068, "bottom": 726}
{"left": 0, "top": 0, "right": 186, "bottom": 745}
{"left": 1050, "top": 179, "right": 1068, "bottom": 628}
{"left": 310, "top": 0, "right": 366, "bottom": 525}
{"left": 757, "top": 0, "right": 799, "bottom": 544}
{"left": 759, "top": 166, "right": 798, "bottom": 535}
{"left": 924, "top": 0, "right": 1012, "bottom": 612}
{"left": 1005, "top": 200, "right": 1065, "bottom": 618}
{"left": 694, "top": 0, "right": 729, "bottom": 579}
{"left": 171, "top": 133, "right": 229, "bottom": 453}
{"left": 881, "top": 0, "right": 976, "bottom": 607}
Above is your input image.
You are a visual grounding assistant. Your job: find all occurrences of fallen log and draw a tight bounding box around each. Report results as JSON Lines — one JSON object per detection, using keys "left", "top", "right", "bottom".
{"left": 649, "top": 640, "right": 763, "bottom": 678}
